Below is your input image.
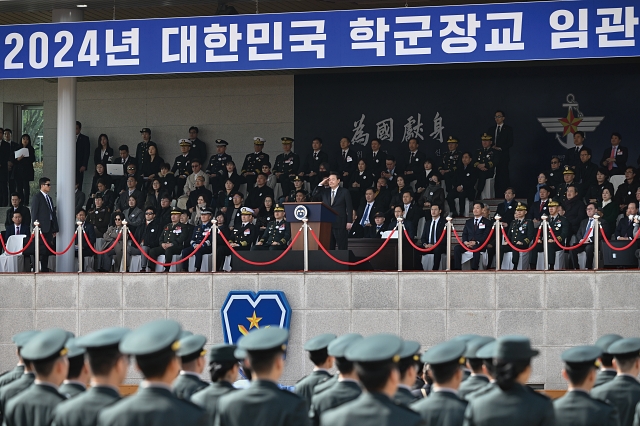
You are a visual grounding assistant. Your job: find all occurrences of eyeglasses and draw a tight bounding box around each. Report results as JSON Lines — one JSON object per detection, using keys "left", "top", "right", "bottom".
{"left": 551, "top": 161, "right": 560, "bottom": 164}
{"left": 127, "top": 168, "right": 135, "bottom": 170}
{"left": 115, "top": 218, "right": 122, "bottom": 221}
{"left": 494, "top": 115, "right": 504, "bottom": 119}
{"left": 145, "top": 212, "right": 154, "bottom": 215}
{"left": 43, "top": 183, "right": 51, "bottom": 186}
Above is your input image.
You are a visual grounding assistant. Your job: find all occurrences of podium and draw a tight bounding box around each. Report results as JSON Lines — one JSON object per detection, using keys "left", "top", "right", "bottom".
{"left": 284, "top": 202, "right": 336, "bottom": 250}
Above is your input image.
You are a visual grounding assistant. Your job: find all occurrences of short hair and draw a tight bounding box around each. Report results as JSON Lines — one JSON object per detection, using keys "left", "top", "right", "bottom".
{"left": 474, "top": 201, "right": 485, "bottom": 209}
{"left": 313, "top": 137, "right": 323, "bottom": 144}
{"left": 335, "top": 357, "right": 355, "bottom": 375}
{"left": 189, "top": 126, "right": 199, "bottom": 133}
{"left": 10, "top": 192, "right": 20, "bottom": 199}
{"left": 601, "top": 354, "right": 614, "bottom": 368}
{"left": 356, "top": 361, "right": 395, "bottom": 392}
{"left": 136, "top": 352, "right": 176, "bottom": 379}
{"left": 114, "top": 212, "right": 125, "bottom": 221}
{"left": 611, "top": 132, "right": 622, "bottom": 140}
{"left": 409, "top": 137, "right": 420, "bottom": 145}
{"left": 127, "top": 175, "right": 138, "bottom": 183}
{"left": 161, "top": 163, "right": 171, "bottom": 170}
{"left": 76, "top": 121, "right": 82, "bottom": 128}
{"left": 565, "top": 362, "right": 594, "bottom": 386}
{"left": 12, "top": 211, "right": 22, "bottom": 218}
{"left": 191, "top": 158, "right": 201, "bottom": 165}
{"left": 431, "top": 360, "right": 461, "bottom": 384}
{"left": 495, "top": 110, "right": 506, "bottom": 117}
{"left": 567, "top": 184, "right": 579, "bottom": 194}
{"left": 461, "top": 151, "right": 472, "bottom": 158}
{"left": 398, "top": 356, "right": 418, "bottom": 380}
{"left": 574, "top": 131, "right": 585, "bottom": 138}
{"left": 614, "top": 353, "right": 639, "bottom": 372}
{"left": 329, "top": 171, "right": 341, "bottom": 180}
{"left": 247, "top": 348, "right": 283, "bottom": 375}
{"left": 468, "top": 358, "right": 484, "bottom": 373}
{"left": 67, "top": 355, "right": 85, "bottom": 379}
{"left": 32, "top": 357, "right": 61, "bottom": 377}
{"left": 370, "top": 138, "right": 380, "bottom": 145}
{"left": 597, "top": 167, "right": 609, "bottom": 177}
{"left": 87, "top": 346, "right": 123, "bottom": 376}
{"left": 256, "top": 172, "right": 267, "bottom": 179}
{"left": 161, "top": 194, "right": 172, "bottom": 201}
{"left": 386, "top": 155, "right": 396, "bottom": 162}
{"left": 119, "top": 145, "right": 129, "bottom": 152}
{"left": 145, "top": 206, "right": 156, "bottom": 214}
{"left": 210, "top": 360, "right": 236, "bottom": 382}
{"left": 97, "top": 178, "right": 108, "bottom": 187}
{"left": 3, "top": 128, "right": 12, "bottom": 134}
{"left": 626, "top": 166, "right": 636, "bottom": 173}
{"left": 365, "top": 188, "right": 375, "bottom": 194}
{"left": 39, "top": 177, "right": 50, "bottom": 187}
{"left": 308, "top": 348, "right": 329, "bottom": 367}
{"left": 76, "top": 207, "right": 87, "bottom": 216}
{"left": 579, "top": 147, "right": 592, "bottom": 155}
{"left": 504, "top": 187, "right": 515, "bottom": 194}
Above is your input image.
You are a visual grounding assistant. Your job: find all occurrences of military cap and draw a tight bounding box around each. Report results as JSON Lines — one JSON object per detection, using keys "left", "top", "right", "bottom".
{"left": 475, "top": 340, "right": 497, "bottom": 359}
{"left": 12, "top": 330, "right": 39, "bottom": 348}
{"left": 421, "top": 340, "right": 466, "bottom": 365}
{"left": 481, "top": 133, "right": 493, "bottom": 141}
{"left": 345, "top": 333, "right": 403, "bottom": 363}
{"left": 595, "top": 334, "right": 623, "bottom": 354}
{"left": 607, "top": 337, "right": 640, "bottom": 357}
{"left": 274, "top": 204, "right": 285, "bottom": 212}
{"left": 179, "top": 138, "right": 192, "bottom": 146}
{"left": 399, "top": 340, "right": 421, "bottom": 362}
{"left": 65, "top": 331, "right": 76, "bottom": 340}
{"left": 561, "top": 346, "right": 602, "bottom": 366}
{"left": 327, "top": 334, "right": 363, "bottom": 358}
{"left": 292, "top": 176, "right": 302, "bottom": 182}
{"left": 253, "top": 137, "right": 266, "bottom": 145}
{"left": 495, "top": 335, "right": 539, "bottom": 361}
{"left": 76, "top": 327, "right": 130, "bottom": 349}
{"left": 562, "top": 165, "right": 575, "bottom": 175}
{"left": 200, "top": 207, "right": 213, "bottom": 215}
{"left": 374, "top": 211, "right": 385, "bottom": 219}
{"left": 171, "top": 208, "right": 183, "bottom": 215}
{"left": 234, "top": 347, "right": 248, "bottom": 360}
{"left": 216, "top": 139, "right": 228, "bottom": 146}
{"left": 21, "top": 328, "right": 69, "bottom": 361}
{"left": 240, "top": 207, "right": 255, "bottom": 215}
{"left": 281, "top": 137, "right": 294, "bottom": 144}
{"left": 209, "top": 344, "right": 240, "bottom": 364}
{"left": 304, "top": 334, "right": 337, "bottom": 352}
{"left": 515, "top": 202, "right": 528, "bottom": 211}
{"left": 547, "top": 198, "right": 560, "bottom": 207}
{"left": 66, "top": 338, "right": 86, "bottom": 359}
{"left": 140, "top": 128, "right": 151, "bottom": 134}
{"left": 176, "top": 334, "right": 207, "bottom": 359}
{"left": 119, "top": 319, "right": 182, "bottom": 357}
{"left": 180, "top": 330, "right": 194, "bottom": 339}
{"left": 446, "top": 136, "right": 459, "bottom": 144}
{"left": 464, "top": 336, "right": 496, "bottom": 359}
{"left": 94, "top": 192, "right": 103, "bottom": 199}
{"left": 451, "top": 334, "right": 480, "bottom": 344}
{"left": 238, "top": 327, "right": 288, "bottom": 352}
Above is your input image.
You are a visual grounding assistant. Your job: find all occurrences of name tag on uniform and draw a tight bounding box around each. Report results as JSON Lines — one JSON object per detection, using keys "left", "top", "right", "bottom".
{"left": 151, "top": 229, "right": 155, "bottom": 232}
{"left": 278, "top": 225, "right": 285, "bottom": 231}
{"left": 346, "top": 156, "right": 352, "bottom": 162}
{"left": 479, "top": 223, "right": 486, "bottom": 229}
{"left": 174, "top": 229, "right": 181, "bottom": 234}
{"left": 244, "top": 228, "right": 251, "bottom": 235}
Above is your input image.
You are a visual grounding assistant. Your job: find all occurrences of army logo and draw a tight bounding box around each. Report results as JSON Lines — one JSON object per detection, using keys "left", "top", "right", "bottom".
{"left": 294, "top": 205, "right": 308, "bottom": 221}
{"left": 537, "top": 93, "right": 604, "bottom": 149}
{"left": 220, "top": 291, "right": 292, "bottom": 344}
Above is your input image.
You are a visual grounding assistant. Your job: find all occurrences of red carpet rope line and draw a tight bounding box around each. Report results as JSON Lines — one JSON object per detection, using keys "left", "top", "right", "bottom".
{"left": 0, "top": 233, "right": 34, "bottom": 255}
{"left": 501, "top": 226, "right": 543, "bottom": 253}
{"left": 128, "top": 230, "right": 210, "bottom": 266}
{"left": 403, "top": 227, "right": 447, "bottom": 253}
{"left": 82, "top": 231, "right": 121, "bottom": 255}
{"left": 40, "top": 232, "right": 77, "bottom": 256}
{"left": 218, "top": 227, "right": 302, "bottom": 266}
{"left": 309, "top": 226, "right": 397, "bottom": 266}
{"left": 599, "top": 227, "right": 640, "bottom": 251}
{"left": 452, "top": 227, "right": 495, "bottom": 253}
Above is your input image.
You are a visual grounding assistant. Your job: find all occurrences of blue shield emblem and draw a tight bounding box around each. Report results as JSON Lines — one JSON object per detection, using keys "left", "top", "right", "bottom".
{"left": 220, "top": 291, "right": 292, "bottom": 344}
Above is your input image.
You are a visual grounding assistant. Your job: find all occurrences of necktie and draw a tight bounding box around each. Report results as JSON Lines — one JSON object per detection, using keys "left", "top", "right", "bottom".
{"left": 609, "top": 147, "right": 616, "bottom": 171}
{"left": 584, "top": 219, "right": 593, "bottom": 239}
{"left": 373, "top": 152, "right": 376, "bottom": 159}
{"left": 343, "top": 151, "right": 347, "bottom": 160}
{"left": 410, "top": 152, "right": 415, "bottom": 163}
{"left": 45, "top": 194, "right": 53, "bottom": 212}
{"left": 360, "top": 204, "right": 371, "bottom": 226}
{"left": 331, "top": 190, "right": 335, "bottom": 205}
{"left": 429, "top": 220, "right": 436, "bottom": 244}
{"left": 475, "top": 219, "right": 479, "bottom": 230}
{"left": 16, "top": 226, "right": 19, "bottom": 235}
{"left": 314, "top": 152, "right": 318, "bottom": 160}
{"left": 540, "top": 201, "right": 545, "bottom": 212}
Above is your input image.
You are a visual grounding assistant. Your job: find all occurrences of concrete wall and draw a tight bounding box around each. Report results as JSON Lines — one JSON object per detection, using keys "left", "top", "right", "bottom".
{"left": 0, "top": 271, "right": 638, "bottom": 388}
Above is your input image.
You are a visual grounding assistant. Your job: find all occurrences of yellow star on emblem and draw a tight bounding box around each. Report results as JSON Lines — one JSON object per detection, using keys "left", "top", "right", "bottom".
{"left": 246, "top": 311, "right": 262, "bottom": 329}
{"left": 558, "top": 108, "right": 583, "bottom": 137}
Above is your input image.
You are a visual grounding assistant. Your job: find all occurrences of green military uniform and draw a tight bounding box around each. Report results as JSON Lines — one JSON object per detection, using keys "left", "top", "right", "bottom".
{"left": 592, "top": 338, "right": 640, "bottom": 426}
{"left": 0, "top": 372, "right": 36, "bottom": 423}
{"left": 5, "top": 328, "right": 69, "bottom": 426}
{"left": 554, "top": 346, "right": 620, "bottom": 426}
{"left": 463, "top": 341, "right": 496, "bottom": 403}
{"left": 529, "top": 199, "right": 570, "bottom": 270}
{"left": 450, "top": 335, "right": 479, "bottom": 383}
{"left": 312, "top": 375, "right": 338, "bottom": 396}
{"left": 458, "top": 337, "right": 495, "bottom": 401}
{"left": 57, "top": 339, "right": 87, "bottom": 399}
{"left": 295, "top": 334, "right": 336, "bottom": 412}
{"left": 502, "top": 204, "right": 535, "bottom": 270}
{"left": 556, "top": 166, "right": 579, "bottom": 202}
{"left": 473, "top": 134, "right": 499, "bottom": 199}
{"left": 172, "top": 334, "right": 208, "bottom": 401}
{"left": 97, "top": 320, "right": 206, "bottom": 426}
{"left": 215, "top": 328, "right": 309, "bottom": 426}
{"left": 57, "top": 382, "right": 85, "bottom": 399}
{"left": 50, "top": 327, "right": 130, "bottom": 426}
{"left": 594, "top": 334, "right": 624, "bottom": 389}
{"left": 273, "top": 138, "right": 300, "bottom": 195}
{"left": 149, "top": 209, "right": 189, "bottom": 264}
{"left": 439, "top": 137, "right": 462, "bottom": 192}
{"left": 253, "top": 208, "right": 291, "bottom": 250}
{"left": 596, "top": 370, "right": 618, "bottom": 388}
{"left": 0, "top": 331, "right": 38, "bottom": 389}
{"left": 394, "top": 340, "right": 421, "bottom": 407}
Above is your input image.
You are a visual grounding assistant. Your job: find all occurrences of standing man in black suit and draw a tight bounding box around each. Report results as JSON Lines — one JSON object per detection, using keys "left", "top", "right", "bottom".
{"left": 446, "top": 152, "right": 477, "bottom": 217}
{"left": 0, "top": 129, "right": 14, "bottom": 206}
{"left": 335, "top": 137, "right": 358, "bottom": 183}
{"left": 453, "top": 202, "right": 492, "bottom": 270}
{"left": 420, "top": 204, "right": 446, "bottom": 270}
{"left": 300, "top": 137, "right": 329, "bottom": 188}
{"left": 600, "top": 132, "right": 628, "bottom": 176}
{"left": 565, "top": 131, "right": 586, "bottom": 170}
{"left": 313, "top": 172, "right": 354, "bottom": 250}
{"left": 364, "top": 139, "right": 387, "bottom": 179}
{"left": 487, "top": 110, "right": 514, "bottom": 195}
{"left": 403, "top": 138, "right": 426, "bottom": 185}
{"left": 30, "top": 177, "right": 59, "bottom": 272}
{"left": 76, "top": 121, "right": 91, "bottom": 188}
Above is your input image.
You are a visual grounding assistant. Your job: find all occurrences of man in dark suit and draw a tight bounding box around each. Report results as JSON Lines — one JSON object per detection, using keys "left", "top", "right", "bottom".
{"left": 487, "top": 110, "right": 514, "bottom": 195}
{"left": 565, "top": 131, "right": 587, "bottom": 170}
{"left": 312, "top": 172, "right": 354, "bottom": 250}
{"left": 0, "top": 130, "right": 13, "bottom": 207}
{"left": 114, "top": 176, "right": 145, "bottom": 213}
{"left": 111, "top": 145, "right": 137, "bottom": 190}
{"left": 420, "top": 205, "right": 446, "bottom": 270}
{"left": 600, "top": 132, "right": 628, "bottom": 176}
{"left": 399, "top": 190, "right": 421, "bottom": 239}
{"left": 364, "top": 138, "right": 387, "bottom": 179}
{"left": 389, "top": 206, "right": 416, "bottom": 241}
{"left": 381, "top": 156, "right": 403, "bottom": 190}
{"left": 576, "top": 147, "right": 599, "bottom": 189}
{"left": 30, "top": 177, "right": 59, "bottom": 272}
{"left": 5, "top": 193, "right": 31, "bottom": 230}
{"left": 453, "top": 202, "right": 492, "bottom": 270}
{"left": 403, "top": 138, "right": 426, "bottom": 184}
{"left": 334, "top": 137, "right": 358, "bottom": 183}
{"left": 528, "top": 185, "right": 551, "bottom": 225}
{"left": 571, "top": 203, "right": 598, "bottom": 270}
{"left": 3, "top": 210, "right": 30, "bottom": 260}
{"left": 495, "top": 187, "right": 517, "bottom": 226}
{"left": 351, "top": 188, "right": 381, "bottom": 238}
{"left": 563, "top": 185, "right": 587, "bottom": 235}
{"left": 76, "top": 121, "right": 91, "bottom": 188}
{"left": 614, "top": 202, "right": 639, "bottom": 241}
{"left": 446, "top": 152, "right": 477, "bottom": 217}
{"left": 300, "top": 137, "right": 329, "bottom": 188}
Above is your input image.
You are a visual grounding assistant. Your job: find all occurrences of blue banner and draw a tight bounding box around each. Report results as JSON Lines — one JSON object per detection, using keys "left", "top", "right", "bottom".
{"left": 1, "top": 0, "right": 638, "bottom": 79}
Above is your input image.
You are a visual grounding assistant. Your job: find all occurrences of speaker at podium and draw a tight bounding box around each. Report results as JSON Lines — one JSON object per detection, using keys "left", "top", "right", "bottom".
{"left": 283, "top": 202, "right": 336, "bottom": 250}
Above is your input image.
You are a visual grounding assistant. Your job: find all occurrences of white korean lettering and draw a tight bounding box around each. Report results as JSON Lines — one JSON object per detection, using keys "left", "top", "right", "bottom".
{"left": 350, "top": 17, "right": 389, "bottom": 57}
{"left": 29, "top": 32, "right": 48, "bottom": 70}
{"left": 78, "top": 30, "right": 99, "bottom": 66}
{"left": 440, "top": 14, "right": 481, "bottom": 53}
{"left": 204, "top": 23, "right": 242, "bottom": 62}
{"left": 162, "top": 26, "right": 196, "bottom": 63}
{"left": 106, "top": 28, "right": 140, "bottom": 66}
{"left": 550, "top": 9, "right": 588, "bottom": 49}
{"left": 248, "top": 22, "right": 283, "bottom": 61}
{"left": 54, "top": 31, "right": 73, "bottom": 68}
{"left": 485, "top": 12, "right": 524, "bottom": 51}
{"left": 394, "top": 16, "right": 432, "bottom": 56}
{"left": 290, "top": 20, "right": 326, "bottom": 59}
{"left": 162, "top": 27, "right": 180, "bottom": 62}
{"left": 597, "top": 7, "right": 638, "bottom": 48}
{"left": 5, "top": 33, "right": 24, "bottom": 70}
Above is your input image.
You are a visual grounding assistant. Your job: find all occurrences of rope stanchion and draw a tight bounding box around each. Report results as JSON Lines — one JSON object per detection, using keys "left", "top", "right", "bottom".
{"left": 309, "top": 226, "right": 397, "bottom": 266}
{"left": 599, "top": 227, "right": 640, "bottom": 251}
{"left": 40, "top": 232, "right": 77, "bottom": 256}
{"left": 83, "top": 231, "right": 122, "bottom": 255}
{"left": 128, "top": 230, "right": 211, "bottom": 267}
{"left": 0, "top": 233, "right": 34, "bottom": 255}
{"left": 404, "top": 228, "right": 446, "bottom": 253}
{"left": 218, "top": 227, "right": 302, "bottom": 266}
{"left": 548, "top": 227, "right": 592, "bottom": 250}
{"left": 452, "top": 227, "right": 495, "bottom": 253}
{"left": 501, "top": 227, "right": 542, "bottom": 253}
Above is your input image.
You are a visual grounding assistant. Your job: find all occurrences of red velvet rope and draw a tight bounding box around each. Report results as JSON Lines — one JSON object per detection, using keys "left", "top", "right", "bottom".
{"left": 0, "top": 233, "right": 34, "bottom": 255}
{"left": 309, "top": 226, "right": 397, "bottom": 266}
{"left": 452, "top": 227, "right": 495, "bottom": 253}
{"left": 548, "top": 226, "right": 592, "bottom": 250}
{"left": 128, "top": 230, "right": 211, "bottom": 266}
{"left": 501, "top": 226, "right": 542, "bottom": 253}
{"left": 404, "top": 227, "right": 446, "bottom": 253}
{"left": 599, "top": 227, "right": 640, "bottom": 251}
{"left": 40, "top": 232, "right": 77, "bottom": 256}
{"left": 218, "top": 227, "right": 301, "bottom": 265}
{"left": 83, "top": 231, "right": 122, "bottom": 255}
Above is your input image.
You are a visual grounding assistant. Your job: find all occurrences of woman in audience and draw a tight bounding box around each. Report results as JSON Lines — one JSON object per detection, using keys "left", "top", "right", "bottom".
{"left": 97, "top": 212, "right": 125, "bottom": 272}
{"left": 221, "top": 161, "right": 245, "bottom": 191}
{"left": 93, "top": 133, "right": 113, "bottom": 167}
{"left": 585, "top": 167, "right": 614, "bottom": 205}
{"left": 390, "top": 175, "right": 408, "bottom": 209}
{"left": 529, "top": 172, "right": 549, "bottom": 207}
{"left": 349, "top": 159, "right": 375, "bottom": 210}
{"left": 145, "top": 178, "right": 166, "bottom": 210}
{"left": 256, "top": 196, "right": 275, "bottom": 230}
{"left": 13, "top": 134, "right": 36, "bottom": 205}
{"left": 190, "top": 195, "right": 208, "bottom": 226}
{"left": 157, "top": 163, "right": 176, "bottom": 199}
{"left": 123, "top": 195, "right": 144, "bottom": 235}
{"left": 600, "top": 187, "right": 618, "bottom": 237}
{"left": 141, "top": 142, "right": 164, "bottom": 187}
{"left": 415, "top": 158, "right": 436, "bottom": 197}
{"left": 216, "top": 178, "right": 237, "bottom": 215}
{"left": 418, "top": 174, "right": 445, "bottom": 213}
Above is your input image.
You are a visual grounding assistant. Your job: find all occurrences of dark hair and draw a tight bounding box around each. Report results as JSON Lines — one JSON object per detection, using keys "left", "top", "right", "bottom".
{"left": 474, "top": 201, "right": 485, "bottom": 209}
{"left": 97, "top": 178, "right": 108, "bottom": 187}
{"left": 574, "top": 131, "right": 585, "bottom": 138}
{"left": 585, "top": 202, "right": 597, "bottom": 210}
{"left": 114, "top": 212, "right": 125, "bottom": 221}
{"left": 397, "top": 357, "right": 418, "bottom": 380}
{"left": 189, "top": 126, "right": 199, "bottom": 133}
{"left": 615, "top": 353, "right": 639, "bottom": 372}
{"left": 87, "top": 346, "right": 122, "bottom": 376}
{"left": 483, "top": 359, "right": 496, "bottom": 378}
{"left": 462, "top": 151, "right": 472, "bottom": 158}
{"left": 370, "top": 138, "right": 380, "bottom": 145}
{"left": 3, "top": 128, "right": 12, "bottom": 134}
{"left": 431, "top": 360, "right": 461, "bottom": 384}
{"left": 161, "top": 162, "right": 171, "bottom": 170}
{"left": 468, "top": 358, "right": 484, "bottom": 373}
{"left": 136, "top": 352, "right": 175, "bottom": 379}
{"left": 335, "top": 357, "right": 355, "bottom": 375}
{"left": 356, "top": 361, "right": 395, "bottom": 392}
{"left": 20, "top": 134, "right": 32, "bottom": 146}
{"left": 145, "top": 206, "right": 156, "bottom": 214}
{"left": 565, "top": 362, "right": 595, "bottom": 386}
{"left": 495, "top": 110, "right": 505, "bottom": 117}
{"left": 539, "top": 185, "right": 551, "bottom": 193}
{"left": 191, "top": 158, "right": 201, "bottom": 165}
{"left": 97, "top": 134, "right": 110, "bottom": 150}
{"left": 227, "top": 160, "right": 236, "bottom": 167}
{"left": 67, "top": 355, "right": 85, "bottom": 379}
{"left": 10, "top": 192, "right": 20, "bottom": 199}
{"left": 329, "top": 171, "right": 341, "bottom": 180}
{"left": 39, "top": 177, "right": 50, "bottom": 187}
{"left": 601, "top": 354, "right": 614, "bottom": 368}
{"left": 611, "top": 132, "right": 622, "bottom": 140}
{"left": 357, "top": 158, "right": 367, "bottom": 166}
{"left": 626, "top": 166, "right": 636, "bottom": 173}
{"left": 32, "top": 357, "right": 60, "bottom": 377}
{"left": 76, "top": 207, "right": 87, "bottom": 215}
{"left": 119, "top": 145, "right": 129, "bottom": 152}
{"left": 12, "top": 211, "right": 22, "bottom": 219}
{"left": 495, "top": 359, "right": 530, "bottom": 391}
{"left": 210, "top": 360, "right": 236, "bottom": 382}
{"left": 505, "top": 187, "right": 515, "bottom": 194}
{"left": 247, "top": 348, "right": 283, "bottom": 375}
{"left": 401, "top": 189, "right": 413, "bottom": 198}
{"left": 597, "top": 167, "right": 609, "bottom": 178}
{"left": 309, "top": 348, "right": 329, "bottom": 366}
{"left": 409, "top": 137, "right": 420, "bottom": 145}
{"left": 313, "top": 137, "right": 323, "bottom": 144}
{"left": 566, "top": 184, "right": 579, "bottom": 194}
{"left": 579, "top": 147, "right": 592, "bottom": 155}
{"left": 256, "top": 172, "right": 267, "bottom": 179}
{"left": 386, "top": 155, "right": 396, "bottom": 162}
{"left": 76, "top": 121, "right": 82, "bottom": 128}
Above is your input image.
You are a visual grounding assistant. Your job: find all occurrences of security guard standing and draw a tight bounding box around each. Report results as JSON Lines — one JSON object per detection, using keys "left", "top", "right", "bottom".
{"left": 215, "top": 327, "right": 309, "bottom": 426}
{"left": 206, "top": 139, "right": 232, "bottom": 192}
{"left": 229, "top": 207, "right": 258, "bottom": 250}
{"left": 273, "top": 137, "right": 300, "bottom": 197}
{"left": 5, "top": 328, "right": 69, "bottom": 426}
{"left": 295, "top": 334, "right": 336, "bottom": 412}
{"left": 57, "top": 339, "right": 89, "bottom": 398}
{"left": 594, "top": 334, "right": 623, "bottom": 388}
{"left": 502, "top": 203, "right": 534, "bottom": 270}
{"left": 395, "top": 340, "right": 421, "bottom": 406}
{"left": 410, "top": 340, "right": 468, "bottom": 426}
{"left": 172, "top": 334, "right": 208, "bottom": 401}
{"left": 554, "top": 346, "right": 620, "bottom": 426}
{"left": 172, "top": 139, "right": 192, "bottom": 197}
{"left": 529, "top": 199, "right": 569, "bottom": 271}
{"left": 473, "top": 133, "right": 499, "bottom": 200}
{"left": 252, "top": 204, "right": 291, "bottom": 250}
{"left": 241, "top": 137, "right": 270, "bottom": 189}
{"left": 439, "top": 136, "right": 462, "bottom": 193}
{"left": 149, "top": 208, "right": 189, "bottom": 272}
{"left": 50, "top": 327, "right": 131, "bottom": 426}
{"left": 191, "top": 345, "right": 240, "bottom": 425}
{"left": 97, "top": 320, "right": 206, "bottom": 426}
{"left": 458, "top": 336, "right": 495, "bottom": 400}
{"left": 0, "top": 331, "right": 38, "bottom": 388}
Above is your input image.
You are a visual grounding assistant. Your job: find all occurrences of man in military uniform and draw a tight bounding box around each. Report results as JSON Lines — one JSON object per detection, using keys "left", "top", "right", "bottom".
{"left": 439, "top": 137, "right": 462, "bottom": 193}
{"left": 300, "top": 137, "right": 329, "bottom": 188}
{"left": 87, "top": 193, "right": 110, "bottom": 237}
{"left": 50, "top": 327, "right": 130, "bottom": 426}
{"left": 556, "top": 166, "right": 578, "bottom": 203}
{"left": 501, "top": 203, "right": 534, "bottom": 270}
{"left": 473, "top": 133, "right": 499, "bottom": 200}
{"left": 181, "top": 208, "right": 214, "bottom": 272}
{"left": 0, "top": 331, "right": 37, "bottom": 388}
{"left": 309, "top": 334, "right": 363, "bottom": 426}
{"left": 284, "top": 176, "right": 308, "bottom": 203}
{"left": 5, "top": 328, "right": 69, "bottom": 426}
{"left": 229, "top": 207, "right": 258, "bottom": 250}
{"left": 187, "top": 126, "right": 207, "bottom": 165}
{"left": 458, "top": 336, "right": 495, "bottom": 400}
{"left": 294, "top": 334, "right": 336, "bottom": 412}
{"left": 395, "top": 341, "right": 421, "bottom": 406}
{"left": 97, "top": 320, "right": 206, "bottom": 426}
{"left": 206, "top": 139, "right": 232, "bottom": 193}
{"left": 554, "top": 345, "right": 620, "bottom": 426}
{"left": 57, "top": 339, "right": 89, "bottom": 398}
{"left": 0, "top": 332, "right": 39, "bottom": 425}
{"left": 241, "top": 137, "right": 270, "bottom": 190}
{"left": 215, "top": 327, "right": 309, "bottom": 426}
{"left": 172, "top": 334, "right": 208, "bottom": 401}
{"left": 321, "top": 334, "right": 423, "bottom": 426}
{"left": 273, "top": 137, "right": 300, "bottom": 197}
{"left": 592, "top": 338, "right": 640, "bottom": 426}
{"left": 252, "top": 205, "right": 291, "bottom": 251}
{"left": 191, "top": 345, "right": 240, "bottom": 424}
{"left": 149, "top": 209, "right": 189, "bottom": 272}
{"left": 410, "top": 340, "right": 468, "bottom": 426}
{"left": 135, "top": 128, "right": 153, "bottom": 180}
{"left": 171, "top": 139, "right": 192, "bottom": 198}
{"left": 529, "top": 199, "right": 570, "bottom": 271}
{"left": 463, "top": 341, "right": 497, "bottom": 402}
{"left": 594, "top": 334, "right": 623, "bottom": 388}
